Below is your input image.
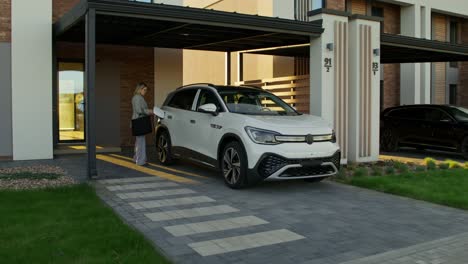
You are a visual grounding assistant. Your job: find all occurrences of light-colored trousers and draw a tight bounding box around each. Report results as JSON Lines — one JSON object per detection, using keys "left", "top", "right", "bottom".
{"left": 134, "top": 136, "right": 147, "bottom": 165}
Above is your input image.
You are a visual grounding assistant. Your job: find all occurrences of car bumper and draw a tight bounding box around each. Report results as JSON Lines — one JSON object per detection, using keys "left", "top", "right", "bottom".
{"left": 248, "top": 150, "right": 341, "bottom": 181}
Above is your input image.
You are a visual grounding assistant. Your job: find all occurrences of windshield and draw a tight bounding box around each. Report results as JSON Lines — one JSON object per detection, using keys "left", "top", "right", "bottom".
{"left": 218, "top": 89, "right": 299, "bottom": 116}
{"left": 446, "top": 106, "right": 468, "bottom": 122}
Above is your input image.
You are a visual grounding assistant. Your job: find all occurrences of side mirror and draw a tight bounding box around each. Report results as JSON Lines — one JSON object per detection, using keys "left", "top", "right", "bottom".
{"left": 198, "top": 103, "right": 218, "bottom": 116}
{"left": 153, "top": 106, "right": 165, "bottom": 119}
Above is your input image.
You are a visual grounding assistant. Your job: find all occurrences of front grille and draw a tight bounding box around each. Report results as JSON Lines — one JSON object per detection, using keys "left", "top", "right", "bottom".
{"left": 257, "top": 151, "right": 341, "bottom": 178}
{"left": 280, "top": 165, "right": 336, "bottom": 178}
{"left": 258, "top": 155, "right": 289, "bottom": 178}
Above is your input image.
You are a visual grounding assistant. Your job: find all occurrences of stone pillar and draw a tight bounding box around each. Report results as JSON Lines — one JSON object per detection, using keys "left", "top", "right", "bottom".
{"left": 309, "top": 13, "right": 349, "bottom": 163}
{"left": 400, "top": 4, "right": 431, "bottom": 105}
{"left": 11, "top": 0, "right": 53, "bottom": 160}
{"left": 348, "top": 16, "right": 381, "bottom": 163}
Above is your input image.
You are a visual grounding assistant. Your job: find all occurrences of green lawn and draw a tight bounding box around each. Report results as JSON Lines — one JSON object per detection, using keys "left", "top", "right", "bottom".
{"left": 338, "top": 169, "right": 468, "bottom": 210}
{"left": 0, "top": 184, "right": 169, "bottom": 264}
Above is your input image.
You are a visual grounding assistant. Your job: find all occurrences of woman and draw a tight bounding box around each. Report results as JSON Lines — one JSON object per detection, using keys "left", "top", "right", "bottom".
{"left": 132, "top": 82, "right": 153, "bottom": 166}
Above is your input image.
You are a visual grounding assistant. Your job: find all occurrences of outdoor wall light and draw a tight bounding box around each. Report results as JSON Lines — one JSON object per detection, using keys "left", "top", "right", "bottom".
{"left": 373, "top": 48, "right": 380, "bottom": 56}
{"left": 326, "top": 43, "right": 334, "bottom": 51}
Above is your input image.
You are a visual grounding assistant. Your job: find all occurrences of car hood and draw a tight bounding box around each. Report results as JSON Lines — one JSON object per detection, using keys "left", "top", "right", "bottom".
{"left": 243, "top": 114, "right": 333, "bottom": 135}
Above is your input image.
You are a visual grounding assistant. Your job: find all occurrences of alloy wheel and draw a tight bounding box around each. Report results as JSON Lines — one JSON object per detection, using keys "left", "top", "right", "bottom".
{"left": 158, "top": 135, "right": 168, "bottom": 162}
{"left": 223, "top": 147, "right": 241, "bottom": 185}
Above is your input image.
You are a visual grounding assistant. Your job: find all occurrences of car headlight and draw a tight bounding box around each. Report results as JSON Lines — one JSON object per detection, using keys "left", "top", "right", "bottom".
{"left": 245, "top": 127, "right": 280, "bottom": 145}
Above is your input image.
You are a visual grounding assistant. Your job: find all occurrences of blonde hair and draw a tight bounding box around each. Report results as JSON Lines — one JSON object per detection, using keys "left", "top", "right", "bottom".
{"left": 134, "top": 82, "right": 148, "bottom": 95}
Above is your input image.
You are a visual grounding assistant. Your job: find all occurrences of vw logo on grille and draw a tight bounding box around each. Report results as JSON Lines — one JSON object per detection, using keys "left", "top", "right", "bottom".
{"left": 306, "top": 134, "right": 314, "bottom": 145}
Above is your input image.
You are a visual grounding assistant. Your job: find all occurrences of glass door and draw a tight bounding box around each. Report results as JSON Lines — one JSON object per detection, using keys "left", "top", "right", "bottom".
{"left": 58, "top": 62, "right": 85, "bottom": 142}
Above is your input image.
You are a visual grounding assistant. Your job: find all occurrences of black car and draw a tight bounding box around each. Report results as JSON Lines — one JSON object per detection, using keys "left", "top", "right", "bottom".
{"left": 380, "top": 105, "right": 468, "bottom": 159}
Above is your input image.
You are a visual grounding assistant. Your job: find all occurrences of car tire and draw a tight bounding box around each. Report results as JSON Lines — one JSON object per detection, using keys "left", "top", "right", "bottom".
{"left": 304, "top": 177, "right": 327, "bottom": 183}
{"left": 221, "top": 141, "right": 250, "bottom": 189}
{"left": 462, "top": 137, "right": 468, "bottom": 160}
{"left": 381, "top": 128, "right": 399, "bottom": 152}
{"left": 156, "top": 130, "right": 174, "bottom": 165}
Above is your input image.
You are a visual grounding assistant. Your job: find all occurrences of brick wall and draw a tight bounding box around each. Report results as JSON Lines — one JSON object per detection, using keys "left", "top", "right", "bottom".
{"left": 0, "top": 0, "right": 11, "bottom": 42}
{"left": 433, "top": 13, "right": 447, "bottom": 104}
{"left": 459, "top": 19, "right": 468, "bottom": 107}
{"left": 327, "top": 0, "right": 345, "bottom": 11}
{"left": 57, "top": 42, "right": 155, "bottom": 147}
{"left": 349, "top": 0, "right": 366, "bottom": 15}
{"left": 53, "top": 0, "right": 80, "bottom": 22}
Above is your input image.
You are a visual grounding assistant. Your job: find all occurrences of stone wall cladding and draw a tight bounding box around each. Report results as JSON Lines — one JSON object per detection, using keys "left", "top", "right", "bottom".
{"left": 327, "top": 0, "right": 345, "bottom": 11}
{"left": 433, "top": 13, "right": 447, "bottom": 104}
{"left": 57, "top": 42, "right": 155, "bottom": 147}
{"left": 0, "top": 0, "right": 11, "bottom": 42}
{"left": 377, "top": 2, "right": 401, "bottom": 109}
{"left": 350, "top": 0, "right": 366, "bottom": 15}
{"left": 53, "top": 0, "right": 80, "bottom": 22}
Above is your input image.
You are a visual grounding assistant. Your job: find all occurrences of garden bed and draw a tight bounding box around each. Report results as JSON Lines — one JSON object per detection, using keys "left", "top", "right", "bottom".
{"left": 0, "top": 165, "right": 76, "bottom": 190}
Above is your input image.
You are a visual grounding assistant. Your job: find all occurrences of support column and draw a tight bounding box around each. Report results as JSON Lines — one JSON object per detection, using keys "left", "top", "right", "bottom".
{"left": 309, "top": 13, "right": 349, "bottom": 163}
{"left": 225, "top": 52, "right": 231, "bottom": 85}
{"left": 86, "top": 9, "right": 97, "bottom": 178}
{"left": 237, "top": 52, "right": 243, "bottom": 83}
{"left": 348, "top": 17, "right": 381, "bottom": 163}
{"left": 11, "top": 0, "right": 53, "bottom": 160}
{"left": 400, "top": 4, "right": 431, "bottom": 104}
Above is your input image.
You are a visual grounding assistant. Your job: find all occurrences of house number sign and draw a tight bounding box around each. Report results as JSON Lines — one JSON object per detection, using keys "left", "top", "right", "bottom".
{"left": 324, "top": 58, "right": 332, "bottom": 72}
{"left": 372, "top": 62, "right": 379, "bottom": 75}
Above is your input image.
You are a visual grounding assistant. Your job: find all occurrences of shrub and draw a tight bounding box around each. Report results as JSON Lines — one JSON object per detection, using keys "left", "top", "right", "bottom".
{"left": 370, "top": 165, "right": 383, "bottom": 176}
{"left": 394, "top": 161, "right": 410, "bottom": 174}
{"left": 465, "top": 162, "right": 468, "bottom": 169}
{"left": 384, "top": 166, "right": 396, "bottom": 175}
{"left": 353, "top": 167, "right": 368, "bottom": 177}
{"left": 445, "top": 160, "right": 462, "bottom": 169}
{"left": 439, "top": 163, "right": 449, "bottom": 170}
{"left": 424, "top": 158, "right": 437, "bottom": 170}
{"left": 414, "top": 166, "right": 426, "bottom": 172}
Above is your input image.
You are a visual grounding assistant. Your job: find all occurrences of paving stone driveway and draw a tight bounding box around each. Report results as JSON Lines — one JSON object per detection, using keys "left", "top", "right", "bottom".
{"left": 90, "top": 154, "right": 468, "bottom": 264}
{"left": 2, "top": 154, "right": 467, "bottom": 263}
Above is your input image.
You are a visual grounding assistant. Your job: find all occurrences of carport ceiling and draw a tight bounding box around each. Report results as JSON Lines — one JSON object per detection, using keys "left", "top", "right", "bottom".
{"left": 242, "top": 33, "right": 468, "bottom": 63}
{"left": 54, "top": 0, "right": 323, "bottom": 52}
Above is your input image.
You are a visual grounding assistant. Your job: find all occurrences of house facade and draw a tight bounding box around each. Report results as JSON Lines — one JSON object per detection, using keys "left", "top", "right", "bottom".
{"left": 1, "top": 0, "right": 468, "bottom": 169}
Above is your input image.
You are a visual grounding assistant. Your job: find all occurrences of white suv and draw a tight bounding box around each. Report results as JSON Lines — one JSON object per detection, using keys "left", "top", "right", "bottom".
{"left": 154, "top": 84, "right": 340, "bottom": 189}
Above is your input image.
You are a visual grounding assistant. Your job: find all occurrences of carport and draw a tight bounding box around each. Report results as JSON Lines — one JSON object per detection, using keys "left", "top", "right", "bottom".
{"left": 53, "top": 0, "right": 323, "bottom": 178}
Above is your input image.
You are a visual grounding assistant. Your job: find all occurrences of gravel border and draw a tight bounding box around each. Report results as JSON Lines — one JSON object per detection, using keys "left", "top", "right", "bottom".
{"left": 0, "top": 165, "right": 78, "bottom": 190}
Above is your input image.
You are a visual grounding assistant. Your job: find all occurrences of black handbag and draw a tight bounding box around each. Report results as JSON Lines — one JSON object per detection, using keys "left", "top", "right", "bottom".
{"left": 131, "top": 115, "right": 153, "bottom": 136}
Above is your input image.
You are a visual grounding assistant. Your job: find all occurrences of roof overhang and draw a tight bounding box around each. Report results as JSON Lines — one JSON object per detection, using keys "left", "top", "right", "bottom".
{"left": 380, "top": 34, "right": 468, "bottom": 63}
{"left": 54, "top": 0, "right": 323, "bottom": 52}
{"left": 242, "top": 32, "right": 468, "bottom": 63}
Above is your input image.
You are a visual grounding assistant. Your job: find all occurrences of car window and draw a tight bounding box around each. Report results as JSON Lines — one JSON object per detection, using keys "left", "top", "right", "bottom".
{"left": 388, "top": 108, "right": 425, "bottom": 120}
{"left": 167, "top": 89, "right": 197, "bottom": 110}
{"left": 197, "top": 90, "right": 222, "bottom": 111}
{"left": 446, "top": 106, "right": 468, "bottom": 122}
{"left": 425, "top": 108, "right": 452, "bottom": 122}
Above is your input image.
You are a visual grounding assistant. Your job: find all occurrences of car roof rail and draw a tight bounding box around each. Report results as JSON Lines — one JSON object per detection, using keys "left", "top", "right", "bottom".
{"left": 176, "top": 83, "right": 216, "bottom": 90}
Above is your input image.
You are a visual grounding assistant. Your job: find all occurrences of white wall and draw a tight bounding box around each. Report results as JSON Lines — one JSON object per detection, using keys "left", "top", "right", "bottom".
{"left": 11, "top": 0, "right": 53, "bottom": 160}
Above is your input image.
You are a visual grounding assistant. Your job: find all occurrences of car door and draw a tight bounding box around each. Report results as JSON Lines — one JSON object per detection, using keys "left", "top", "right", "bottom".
{"left": 164, "top": 88, "right": 198, "bottom": 148}
{"left": 425, "top": 108, "right": 458, "bottom": 150}
{"left": 392, "top": 107, "right": 428, "bottom": 146}
{"left": 190, "top": 89, "right": 225, "bottom": 163}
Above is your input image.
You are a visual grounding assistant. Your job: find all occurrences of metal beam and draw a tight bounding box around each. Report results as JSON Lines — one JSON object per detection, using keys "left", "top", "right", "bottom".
{"left": 237, "top": 52, "right": 243, "bottom": 83}
{"left": 225, "top": 52, "right": 231, "bottom": 85}
{"left": 85, "top": 8, "right": 97, "bottom": 178}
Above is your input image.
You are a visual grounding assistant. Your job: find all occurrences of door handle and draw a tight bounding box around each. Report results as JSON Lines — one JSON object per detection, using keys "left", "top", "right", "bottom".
{"left": 190, "top": 120, "right": 196, "bottom": 124}
{"left": 167, "top": 115, "right": 173, "bottom": 119}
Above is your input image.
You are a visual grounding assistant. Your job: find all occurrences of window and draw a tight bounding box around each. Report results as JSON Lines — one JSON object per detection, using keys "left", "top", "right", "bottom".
{"left": 450, "top": 21, "right": 459, "bottom": 68}
{"left": 371, "top": 7, "right": 384, "bottom": 32}
{"left": 168, "top": 89, "right": 198, "bottom": 110}
{"left": 388, "top": 108, "right": 425, "bottom": 120}
{"left": 197, "top": 90, "right": 222, "bottom": 111}
{"left": 425, "top": 108, "right": 451, "bottom": 122}
{"left": 449, "top": 84, "right": 457, "bottom": 105}
{"left": 311, "top": 0, "right": 325, "bottom": 10}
